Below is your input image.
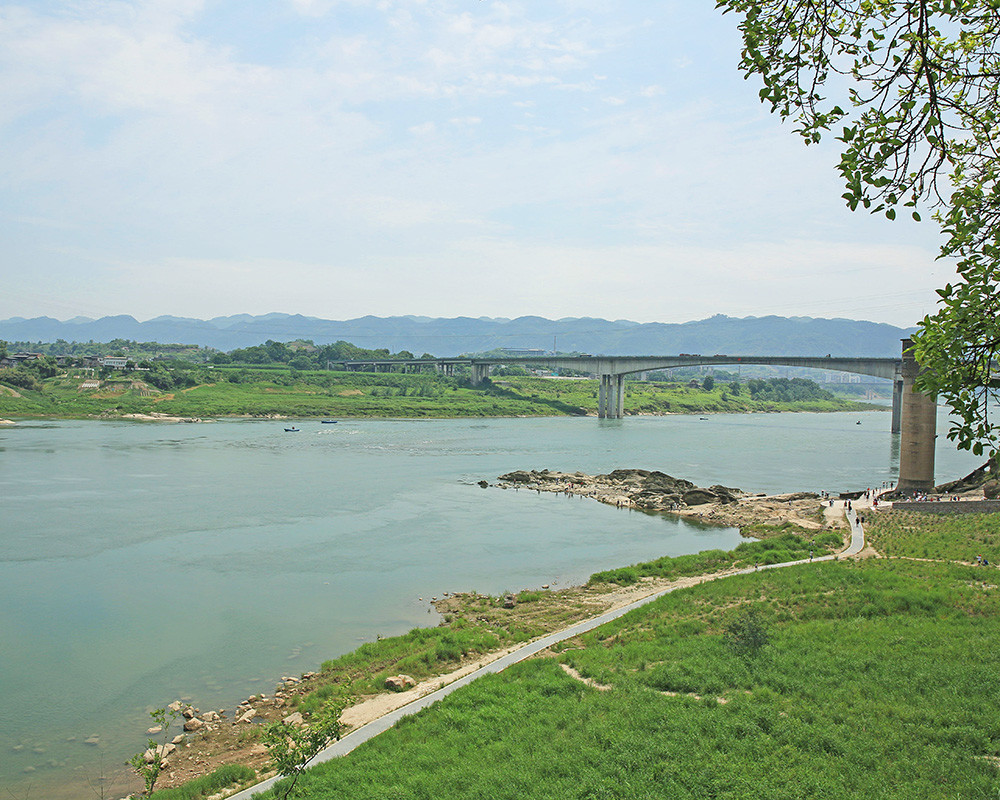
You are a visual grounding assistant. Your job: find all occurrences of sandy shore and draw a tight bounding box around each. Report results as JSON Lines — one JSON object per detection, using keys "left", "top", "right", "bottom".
{"left": 116, "top": 412, "right": 205, "bottom": 422}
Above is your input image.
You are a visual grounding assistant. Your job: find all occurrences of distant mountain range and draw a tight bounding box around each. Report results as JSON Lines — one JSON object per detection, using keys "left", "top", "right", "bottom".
{"left": 0, "top": 313, "right": 917, "bottom": 358}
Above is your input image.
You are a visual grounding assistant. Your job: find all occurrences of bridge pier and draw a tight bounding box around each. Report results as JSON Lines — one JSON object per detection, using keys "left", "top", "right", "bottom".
{"left": 896, "top": 338, "right": 937, "bottom": 493}
{"left": 890, "top": 369, "right": 903, "bottom": 434}
{"left": 598, "top": 374, "right": 625, "bottom": 419}
{"left": 470, "top": 363, "right": 490, "bottom": 386}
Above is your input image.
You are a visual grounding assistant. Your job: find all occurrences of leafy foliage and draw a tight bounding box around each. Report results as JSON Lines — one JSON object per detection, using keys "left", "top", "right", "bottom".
{"left": 715, "top": 0, "right": 1000, "bottom": 455}
{"left": 261, "top": 701, "right": 345, "bottom": 800}
{"left": 127, "top": 708, "right": 178, "bottom": 797}
{"left": 723, "top": 607, "right": 771, "bottom": 658}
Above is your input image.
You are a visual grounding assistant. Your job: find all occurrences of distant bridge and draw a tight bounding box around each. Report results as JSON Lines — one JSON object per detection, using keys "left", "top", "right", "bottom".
{"left": 329, "top": 339, "right": 937, "bottom": 492}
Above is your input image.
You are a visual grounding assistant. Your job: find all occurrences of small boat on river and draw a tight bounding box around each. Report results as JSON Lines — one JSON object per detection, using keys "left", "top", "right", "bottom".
{"left": 284, "top": 427, "right": 300, "bottom": 432}
{"left": 321, "top": 420, "right": 339, "bottom": 424}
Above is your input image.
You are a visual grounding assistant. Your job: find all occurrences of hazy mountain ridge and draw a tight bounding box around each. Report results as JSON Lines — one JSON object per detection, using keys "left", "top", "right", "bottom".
{"left": 0, "top": 313, "right": 916, "bottom": 357}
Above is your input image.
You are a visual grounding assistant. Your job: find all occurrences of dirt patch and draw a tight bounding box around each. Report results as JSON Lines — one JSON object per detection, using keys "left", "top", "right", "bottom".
{"left": 338, "top": 389, "right": 363, "bottom": 397}
{"left": 560, "top": 663, "right": 611, "bottom": 691}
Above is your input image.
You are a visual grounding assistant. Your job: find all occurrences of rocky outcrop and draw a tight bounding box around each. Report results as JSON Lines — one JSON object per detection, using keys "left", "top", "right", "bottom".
{"left": 936, "top": 457, "right": 998, "bottom": 494}
{"left": 496, "top": 469, "right": 744, "bottom": 511}
{"left": 384, "top": 674, "right": 417, "bottom": 692}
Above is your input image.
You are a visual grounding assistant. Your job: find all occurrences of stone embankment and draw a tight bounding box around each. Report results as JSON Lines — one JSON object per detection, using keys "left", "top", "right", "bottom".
{"left": 494, "top": 468, "right": 830, "bottom": 530}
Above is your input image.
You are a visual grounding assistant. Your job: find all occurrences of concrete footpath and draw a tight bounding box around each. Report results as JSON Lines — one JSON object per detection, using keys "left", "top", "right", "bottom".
{"left": 230, "top": 504, "right": 866, "bottom": 799}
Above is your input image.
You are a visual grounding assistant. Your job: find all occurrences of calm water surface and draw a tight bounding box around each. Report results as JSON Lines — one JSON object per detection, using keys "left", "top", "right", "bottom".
{"left": 0, "top": 411, "right": 984, "bottom": 795}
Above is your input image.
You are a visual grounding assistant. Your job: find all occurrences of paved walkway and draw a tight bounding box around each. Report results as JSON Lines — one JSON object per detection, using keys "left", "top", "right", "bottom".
{"left": 230, "top": 503, "right": 865, "bottom": 799}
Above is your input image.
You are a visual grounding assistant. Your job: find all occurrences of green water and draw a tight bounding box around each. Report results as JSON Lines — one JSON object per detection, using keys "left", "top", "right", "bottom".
{"left": 0, "top": 412, "right": 984, "bottom": 796}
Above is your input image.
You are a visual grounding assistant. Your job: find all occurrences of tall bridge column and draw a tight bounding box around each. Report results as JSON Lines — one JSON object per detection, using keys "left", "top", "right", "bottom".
{"left": 897, "top": 338, "right": 937, "bottom": 493}
{"left": 890, "top": 367, "right": 903, "bottom": 434}
{"left": 598, "top": 374, "right": 625, "bottom": 419}
{"left": 470, "top": 363, "right": 490, "bottom": 386}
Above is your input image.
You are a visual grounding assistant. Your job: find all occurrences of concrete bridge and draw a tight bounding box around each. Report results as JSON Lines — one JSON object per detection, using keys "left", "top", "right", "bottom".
{"left": 331, "top": 339, "right": 937, "bottom": 492}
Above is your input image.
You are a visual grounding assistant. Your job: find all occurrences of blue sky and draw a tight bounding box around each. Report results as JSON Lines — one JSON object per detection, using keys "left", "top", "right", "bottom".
{"left": 1, "top": 0, "right": 951, "bottom": 326}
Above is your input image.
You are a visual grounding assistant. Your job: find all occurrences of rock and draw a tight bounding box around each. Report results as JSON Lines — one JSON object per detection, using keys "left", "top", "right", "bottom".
{"left": 642, "top": 471, "right": 695, "bottom": 493}
{"left": 282, "top": 712, "right": 305, "bottom": 726}
{"left": 182, "top": 706, "right": 197, "bottom": 719}
{"left": 167, "top": 701, "right": 183, "bottom": 713}
{"left": 770, "top": 491, "right": 820, "bottom": 502}
{"left": 202, "top": 711, "right": 221, "bottom": 722}
{"left": 384, "top": 674, "right": 417, "bottom": 692}
{"left": 499, "top": 470, "right": 534, "bottom": 483}
{"left": 682, "top": 489, "right": 718, "bottom": 506}
{"left": 142, "top": 744, "right": 176, "bottom": 764}
{"left": 146, "top": 726, "right": 162, "bottom": 735}
{"left": 183, "top": 717, "right": 205, "bottom": 732}
{"left": 171, "top": 735, "right": 185, "bottom": 745}
{"left": 708, "top": 485, "right": 743, "bottom": 504}
{"left": 237, "top": 708, "right": 257, "bottom": 724}
{"left": 502, "top": 594, "right": 517, "bottom": 609}
{"left": 985, "top": 480, "right": 1000, "bottom": 500}
{"left": 84, "top": 735, "right": 100, "bottom": 746}
{"left": 478, "top": 480, "right": 489, "bottom": 488}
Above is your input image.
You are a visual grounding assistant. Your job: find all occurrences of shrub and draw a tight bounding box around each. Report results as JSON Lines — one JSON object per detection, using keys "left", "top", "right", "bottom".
{"left": 723, "top": 607, "right": 770, "bottom": 659}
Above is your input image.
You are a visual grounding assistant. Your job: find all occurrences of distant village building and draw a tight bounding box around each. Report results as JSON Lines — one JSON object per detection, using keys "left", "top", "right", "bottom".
{"left": 99, "top": 356, "right": 129, "bottom": 370}
{"left": 9, "top": 352, "right": 44, "bottom": 365}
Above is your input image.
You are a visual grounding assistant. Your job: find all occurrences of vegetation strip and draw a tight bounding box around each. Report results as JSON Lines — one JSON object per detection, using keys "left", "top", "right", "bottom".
{"left": 226, "top": 508, "right": 864, "bottom": 799}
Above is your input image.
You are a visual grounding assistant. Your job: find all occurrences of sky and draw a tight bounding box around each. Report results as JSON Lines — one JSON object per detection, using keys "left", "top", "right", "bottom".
{"left": 0, "top": 0, "right": 955, "bottom": 327}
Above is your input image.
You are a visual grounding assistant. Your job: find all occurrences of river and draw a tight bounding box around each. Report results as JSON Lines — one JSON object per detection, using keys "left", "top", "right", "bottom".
{"left": 0, "top": 410, "right": 985, "bottom": 797}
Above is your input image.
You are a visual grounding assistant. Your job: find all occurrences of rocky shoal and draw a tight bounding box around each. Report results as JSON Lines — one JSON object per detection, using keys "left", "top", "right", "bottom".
{"left": 495, "top": 468, "right": 744, "bottom": 510}
{"left": 492, "top": 468, "right": 827, "bottom": 529}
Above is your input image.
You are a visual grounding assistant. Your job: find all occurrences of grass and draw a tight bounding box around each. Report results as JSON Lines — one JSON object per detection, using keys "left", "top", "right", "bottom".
{"left": 295, "top": 526, "right": 842, "bottom": 716}
{"left": 257, "top": 558, "right": 1000, "bottom": 799}
{"left": 146, "top": 764, "right": 256, "bottom": 799}
{"left": 0, "top": 371, "right": 878, "bottom": 420}
{"left": 866, "top": 510, "right": 1000, "bottom": 563}
{"left": 587, "top": 530, "right": 844, "bottom": 586}
{"left": 294, "top": 590, "right": 611, "bottom": 716}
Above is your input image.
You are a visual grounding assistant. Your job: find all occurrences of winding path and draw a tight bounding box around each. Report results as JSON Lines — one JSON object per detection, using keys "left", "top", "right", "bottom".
{"left": 230, "top": 503, "right": 866, "bottom": 799}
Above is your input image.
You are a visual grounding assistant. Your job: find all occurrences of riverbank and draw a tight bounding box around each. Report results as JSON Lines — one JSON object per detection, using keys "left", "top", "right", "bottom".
{"left": 134, "top": 484, "right": 848, "bottom": 798}
{"left": 0, "top": 371, "right": 881, "bottom": 421}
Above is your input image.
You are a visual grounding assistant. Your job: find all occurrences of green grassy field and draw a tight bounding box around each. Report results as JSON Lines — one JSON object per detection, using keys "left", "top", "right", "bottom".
{"left": 867, "top": 509, "right": 1000, "bottom": 563}
{"left": 0, "top": 370, "right": 878, "bottom": 420}
{"left": 260, "top": 556, "right": 1000, "bottom": 800}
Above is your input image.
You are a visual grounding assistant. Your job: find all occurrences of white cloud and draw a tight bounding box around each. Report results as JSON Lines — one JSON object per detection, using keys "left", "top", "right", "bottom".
{"left": 0, "top": 1, "right": 950, "bottom": 328}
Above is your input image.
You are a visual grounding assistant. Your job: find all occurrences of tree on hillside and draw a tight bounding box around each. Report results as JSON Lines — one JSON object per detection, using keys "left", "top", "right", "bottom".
{"left": 716, "top": 0, "right": 1000, "bottom": 455}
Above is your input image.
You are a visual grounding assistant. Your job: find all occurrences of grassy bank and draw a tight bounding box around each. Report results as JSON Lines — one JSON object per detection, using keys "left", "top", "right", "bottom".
{"left": 866, "top": 509, "right": 1000, "bottom": 563}
{"left": 260, "top": 554, "right": 1000, "bottom": 799}
{"left": 283, "top": 529, "right": 839, "bottom": 717}
{"left": 0, "top": 370, "right": 879, "bottom": 420}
